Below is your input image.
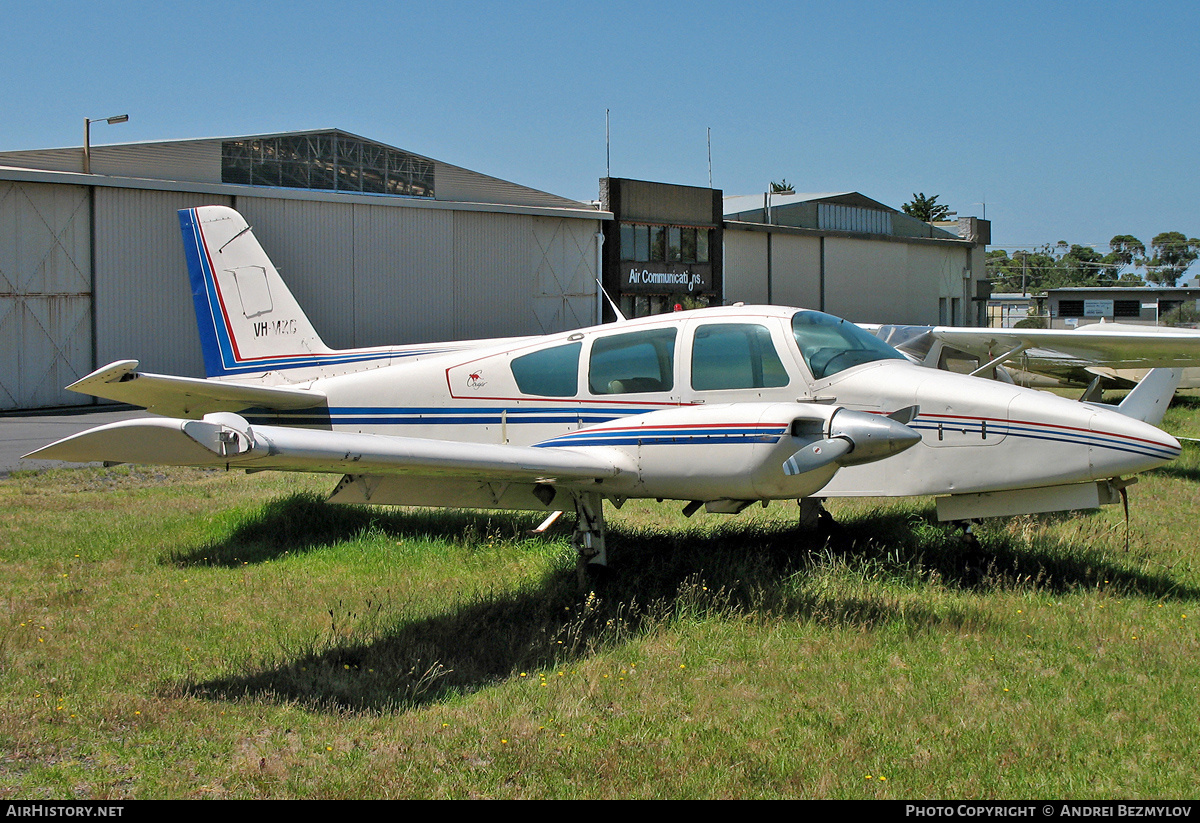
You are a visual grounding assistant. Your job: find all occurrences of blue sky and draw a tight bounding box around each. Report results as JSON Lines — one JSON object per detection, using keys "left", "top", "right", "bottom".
{"left": 2, "top": 0, "right": 1197, "bottom": 254}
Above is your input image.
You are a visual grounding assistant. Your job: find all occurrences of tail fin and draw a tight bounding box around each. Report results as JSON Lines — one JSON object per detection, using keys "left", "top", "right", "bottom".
{"left": 1085, "top": 367, "right": 1182, "bottom": 426}
{"left": 180, "top": 206, "right": 332, "bottom": 378}
{"left": 1115, "top": 368, "right": 1181, "bottom": 425}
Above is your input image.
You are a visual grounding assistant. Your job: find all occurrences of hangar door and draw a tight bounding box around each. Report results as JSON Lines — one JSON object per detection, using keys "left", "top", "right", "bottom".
{"left": 0, "top": 182, "right": 93, "bottom": 409}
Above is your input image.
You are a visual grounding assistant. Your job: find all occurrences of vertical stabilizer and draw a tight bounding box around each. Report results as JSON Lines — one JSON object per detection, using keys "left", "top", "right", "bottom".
{"left": 1084, "top": 367, "right": 1182, "bottom": 426}
{"left": 180, "top": 206, "right": 332, "bottom": 378}
{"left": 1115, "top": 368, "right": 1182, "bottom": 425}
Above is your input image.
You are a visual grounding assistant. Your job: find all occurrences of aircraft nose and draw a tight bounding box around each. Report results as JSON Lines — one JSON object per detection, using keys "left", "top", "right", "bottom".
{"left": 1088, "top": 407, "right": 1181, "bottom": 477}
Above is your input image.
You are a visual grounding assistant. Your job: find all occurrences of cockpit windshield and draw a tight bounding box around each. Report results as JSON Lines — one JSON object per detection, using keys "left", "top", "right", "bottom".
{"left": 791, "top": 310, "right": 907, "bottom": 379}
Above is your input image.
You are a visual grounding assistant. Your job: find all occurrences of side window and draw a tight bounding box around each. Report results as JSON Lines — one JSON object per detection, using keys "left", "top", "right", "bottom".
{"left": 589, "top": 328, "right": 676, "bottom": 394}
{"left": 511, "top": 342, "right": 581, "bottom": 397}
{"left": 691, "top": 323, "right": 790, "bottom": 391}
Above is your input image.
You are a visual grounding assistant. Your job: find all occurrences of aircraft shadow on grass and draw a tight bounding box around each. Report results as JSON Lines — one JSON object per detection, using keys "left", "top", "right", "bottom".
{"left": 178, "top": 494, "right": 1199, "bottom": 714}
{"left": 1150, "top": 461, "right": 1200, "bottom": 483}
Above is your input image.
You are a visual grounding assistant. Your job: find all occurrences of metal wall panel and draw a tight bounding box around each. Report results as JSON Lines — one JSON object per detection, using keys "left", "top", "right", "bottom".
{"left": 822, "top": 237, "right": 908, "bottom": 323}
{"left": 614, "top": 179, "right": 715, "bottom": 225}
{"left": 435, "top": 161, "right": 588, "bottom": 209}
{"left": 232, "top": 200, "right": 597, "bottom": 350}
{"left": 722, "top": 229, "right": 769, "bottom": 304}
{"left": 94, "top": 188, "right": 232, "bottom": 377}
{"left": 726, "top": 226, "right": 971, "bottom": 326}
{"left": 0, "top": 181, "right": 92, "bottom": 408}
{"left": 769, "top": 233, "right": 822, "bottom": 310}
{"left": 352, "top": 202, "right": 456, "bottom": 345}
{"left": 452, "top": 211, "right": 533, "bottom": 340}
{"left": 903, "top": 243, "right": 968, "bottom": 324}
{"left": 530, "top": 216, "right": 598, "bottom": 333}
{"left": 0, "top": 141, "right": 223, "bottom": 184}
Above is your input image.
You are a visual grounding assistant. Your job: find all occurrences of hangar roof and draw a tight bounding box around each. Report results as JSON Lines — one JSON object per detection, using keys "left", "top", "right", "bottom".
{"left": 723, "top": 191, "right": 898, "bottom": 215}
{"left": 0, "top": 128, "right": 590, "bottom": 212}
{"left": 723, "top": 190, "right": 960, "bottom": 240}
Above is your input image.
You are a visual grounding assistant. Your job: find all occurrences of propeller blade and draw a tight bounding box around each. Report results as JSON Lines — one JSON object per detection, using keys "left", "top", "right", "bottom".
{"left": 783, "top": 437, "right": 852, "bottom": 476}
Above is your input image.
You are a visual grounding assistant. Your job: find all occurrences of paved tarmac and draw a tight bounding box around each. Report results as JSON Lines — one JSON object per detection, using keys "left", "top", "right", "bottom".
{"left": 0, "top": 406, "right": 151, "bottom": 475}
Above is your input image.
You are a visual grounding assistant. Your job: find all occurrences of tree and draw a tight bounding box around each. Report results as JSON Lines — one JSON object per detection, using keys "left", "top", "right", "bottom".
{"left": 986, "top": 245, "right": 1058, "bottom": 293}
{"left": 1101, "top": 235, "right": 1146, "bottom": 282}
{"left": 1059, "top": 244, "right": 1107, "bottom": 286}
{"left": 1146, "top": 232, "right": 1200, "bottom": 286}
{"left": 770, "top": 179, "right": 795, "bottom": 194}
{"left": 902, "top": 192, "right": 951, "bottom": 222}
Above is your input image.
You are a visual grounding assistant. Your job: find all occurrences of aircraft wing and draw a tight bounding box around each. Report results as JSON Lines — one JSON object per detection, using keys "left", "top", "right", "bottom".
{"left": 929, "top": 325, "right": 1200, "bottom": 370}
{"left": 24, "top": 413, "right": 625, "bottom": 483}
{"left": 64, "top": 360, "right": 326, "bottom": 418}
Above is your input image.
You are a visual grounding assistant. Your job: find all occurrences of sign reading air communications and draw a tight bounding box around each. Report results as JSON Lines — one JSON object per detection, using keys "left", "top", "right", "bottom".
{"left": 622, "top": 264, "right": 710, "bottom": 294}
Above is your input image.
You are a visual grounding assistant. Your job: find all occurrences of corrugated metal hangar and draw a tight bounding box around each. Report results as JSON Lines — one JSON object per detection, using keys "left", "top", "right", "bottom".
{"left": 0, "top": 130, "right": 606, "bottom": 409}
{"left": 0, "top": 129, "right": 989, "bottom": 410}
{"left": 721, "top": 192, "right": 989, "bottom": 329}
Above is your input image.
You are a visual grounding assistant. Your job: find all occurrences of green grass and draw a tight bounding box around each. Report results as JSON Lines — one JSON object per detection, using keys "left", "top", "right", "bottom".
{"left": 2, "top": 393, "right": 1199, "bottom": 798}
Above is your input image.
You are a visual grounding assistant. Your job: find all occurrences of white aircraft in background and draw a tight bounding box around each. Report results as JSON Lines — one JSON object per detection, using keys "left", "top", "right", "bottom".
{"left": 28, "top": 207, "right": 1183, "bottom": 581}
{"left": 869, "top": 322, "right": 1200, "bottom": 396}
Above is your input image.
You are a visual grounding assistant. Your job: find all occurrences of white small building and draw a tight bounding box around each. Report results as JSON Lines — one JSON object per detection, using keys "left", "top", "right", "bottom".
{"left": 1045, "top": 287, "right": 1200, "bottom": 328}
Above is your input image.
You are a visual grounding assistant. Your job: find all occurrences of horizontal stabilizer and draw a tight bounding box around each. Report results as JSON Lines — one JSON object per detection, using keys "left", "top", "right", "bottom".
{"left": 65, "top": 360, "right": 326, "bottom": 419}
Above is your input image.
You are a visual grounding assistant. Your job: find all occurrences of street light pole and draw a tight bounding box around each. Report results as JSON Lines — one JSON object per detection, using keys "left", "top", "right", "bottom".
{"left": 83, "top": 114, "right": 129, "bottom": 174}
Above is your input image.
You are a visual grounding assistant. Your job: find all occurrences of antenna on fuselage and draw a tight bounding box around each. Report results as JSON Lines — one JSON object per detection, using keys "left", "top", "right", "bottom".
{"left": 596, "top": 279, "right": 627, "bottom": 322}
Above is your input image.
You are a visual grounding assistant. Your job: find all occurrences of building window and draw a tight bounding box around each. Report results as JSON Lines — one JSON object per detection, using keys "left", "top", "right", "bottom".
{"left": 650, "top": 226, "right": 666, "bottom": 262}
{"left": 1114, "top": 300, "right": 1141, "bottom": 318}
{"left": 619, "top": 223, "right": 711, "bottom": 264}
{"left": 635, "top": 225, "right": 650, "bottom": 262}
{"left": 817, "top": 202, "right": 893, "bottom": 234}
{"left": 1058, "top": 300, "right": 1085, "bottom": 318}
{"left": 668, "top": 227, "right": 682, "bottom": 262}
{"left": 221, "top": 133, "right": 434, "bottom": 197}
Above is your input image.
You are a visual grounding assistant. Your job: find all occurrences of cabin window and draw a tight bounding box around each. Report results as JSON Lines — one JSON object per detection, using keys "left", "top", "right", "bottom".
{"left": 791, "top": 310, "right": 906, "bottom": 379}
{"left": 691, "top": 323, "right": 789, "bottom": 391}
{"left": 511, "top": 342, "right": 581, "bottom": 397}
{"left": 589, "top": 328, "right": 676, "bottom": 394}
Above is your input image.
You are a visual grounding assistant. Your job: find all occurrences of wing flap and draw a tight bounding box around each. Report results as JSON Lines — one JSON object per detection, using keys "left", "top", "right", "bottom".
{"left": 66, "top": 360, "right": 326, "bottom": 418}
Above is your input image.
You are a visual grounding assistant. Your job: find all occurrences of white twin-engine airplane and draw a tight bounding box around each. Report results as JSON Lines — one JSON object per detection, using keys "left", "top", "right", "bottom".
{"left": 28, "top": 206, "right": 1183, "bottom": 579}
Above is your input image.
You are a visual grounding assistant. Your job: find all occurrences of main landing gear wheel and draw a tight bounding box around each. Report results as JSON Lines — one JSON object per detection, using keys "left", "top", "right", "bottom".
{"left": 799, "top": 498, "right": 845, "bottom": 546}
{"left": 571, "top": 492, "right": 608, "bottom": 593}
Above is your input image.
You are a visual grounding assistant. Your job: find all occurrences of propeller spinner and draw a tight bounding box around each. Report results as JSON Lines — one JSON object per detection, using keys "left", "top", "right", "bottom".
{"left": 784, "top": 407, "right": 921, "bottom": 476}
